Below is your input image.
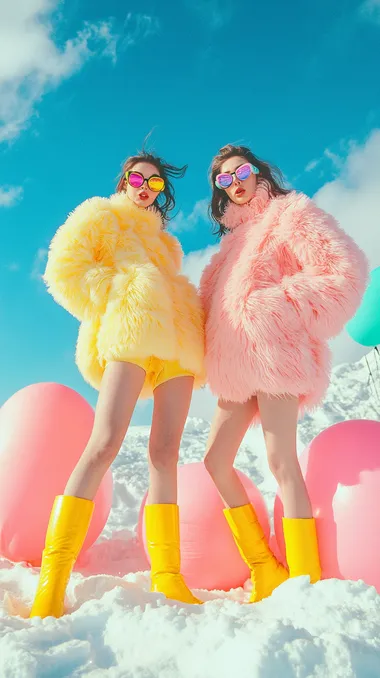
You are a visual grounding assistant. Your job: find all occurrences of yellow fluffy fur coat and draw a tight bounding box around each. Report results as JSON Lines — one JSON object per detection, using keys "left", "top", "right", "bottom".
{"left": 44, "top": 193, "right": 205, "bottom": 396}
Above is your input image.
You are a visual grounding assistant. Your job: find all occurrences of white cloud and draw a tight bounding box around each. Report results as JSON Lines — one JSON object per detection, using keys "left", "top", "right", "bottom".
{"left": 0, "top": 186, "right": 23, "bottom": 206}
{"left": 171, "top": 198, "right": 209, "bottom": 234}
{"left": 323, "top": 148, "right": 344, "bottom": 169}
{"left": 183, "top": 0, "right": 234, "bottom": 29}
{"left": 314, "top": 129, "right": 379, "bottom": 274}
{"left": 361, "top": 0, "right": 380, "bottom": 22}
{"left": 182, "top": 243, "right": 218, "bottom": 287}
{"left": 305, "top": 159, "right": 319, "bottom": 173}
{"left": 304, "top": 147, "right": 344, "bottom": 174}
{"left": 313, "top": 129, "right": 380, "bottom": 363}
{"left": 92, "top": 21, "right": 119, "bottom": 65}
{"left": 0, "top": 0, "right": 119, "bottom": 142}
{"left": 0, "top": 4, "right": 158, "bottom": 143}
{"left": 123, "top": 13, "right": 160, "bottom": 47}
{"left": 31, "top": 247, "right": 48, "bottom": 280}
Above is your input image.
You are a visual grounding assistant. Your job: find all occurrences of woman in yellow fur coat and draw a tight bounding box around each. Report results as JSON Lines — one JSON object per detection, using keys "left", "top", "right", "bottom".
{"left": 30, "top": 151, "right": 205, "bottom": 618}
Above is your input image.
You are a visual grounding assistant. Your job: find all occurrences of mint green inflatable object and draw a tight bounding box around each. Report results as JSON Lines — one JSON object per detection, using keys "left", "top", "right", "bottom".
{"left": 346, "top": 267, "right": 380, "bottom": 346}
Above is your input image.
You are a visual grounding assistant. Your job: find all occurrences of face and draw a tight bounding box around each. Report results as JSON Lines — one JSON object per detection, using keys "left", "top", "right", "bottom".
{"left": 124, "top": 161, "right": 163, "bottom": 208}
{"left": 219, "top": 155, "right": 258, "bottom": 205}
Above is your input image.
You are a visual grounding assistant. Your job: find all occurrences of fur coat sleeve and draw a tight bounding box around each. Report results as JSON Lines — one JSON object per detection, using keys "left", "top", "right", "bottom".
{"left": 278, "top": 194, "right": 369, "bottom": 339}
{"left": 44, "top": 198, "right": 117, "bottom": 320}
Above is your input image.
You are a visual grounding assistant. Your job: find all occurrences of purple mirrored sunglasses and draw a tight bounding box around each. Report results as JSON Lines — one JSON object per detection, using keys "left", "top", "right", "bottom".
{"left": 215, "top": 162, "right": 259, "bottom": 189}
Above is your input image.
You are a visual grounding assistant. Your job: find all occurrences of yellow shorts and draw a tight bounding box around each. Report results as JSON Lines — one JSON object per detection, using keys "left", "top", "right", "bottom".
{"left": 128, "top": 357, "right": 194, "bottom": 390}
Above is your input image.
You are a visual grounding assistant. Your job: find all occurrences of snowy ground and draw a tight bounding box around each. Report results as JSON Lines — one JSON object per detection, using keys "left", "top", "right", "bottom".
{"left": 0, "top": 351, "right": 379, "bottom": 677}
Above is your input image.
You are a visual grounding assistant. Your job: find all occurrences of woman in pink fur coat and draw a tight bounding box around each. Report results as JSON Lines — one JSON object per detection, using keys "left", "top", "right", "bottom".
{"left": 200, "top": 144, "right": 368, "bottom": 603}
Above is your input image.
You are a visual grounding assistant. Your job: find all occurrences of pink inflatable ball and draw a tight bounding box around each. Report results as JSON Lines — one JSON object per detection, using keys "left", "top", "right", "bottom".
{"left": 0, "top": 383, "right": 113, "bottom": 565}
{"left": 138, "top": 461, "right": 270, "bottom": 591}
{"left": 274, "top": 420, "right": 380, "bottom": 592}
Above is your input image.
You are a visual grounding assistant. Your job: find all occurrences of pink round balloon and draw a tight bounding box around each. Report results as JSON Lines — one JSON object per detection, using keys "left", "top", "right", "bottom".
{"left": 274, "top": 419, "right": 380, "bottom": 591}
{"left": 0, "top": 383, "right": 113, "bottom": 565}
{"left": 138, "top": 461, "right": 270, "bottom": 591}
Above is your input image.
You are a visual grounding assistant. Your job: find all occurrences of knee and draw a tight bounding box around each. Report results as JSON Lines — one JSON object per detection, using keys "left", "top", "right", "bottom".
{"left": 204, "top": 452, "right": 227, "bottom": 481}
{"left": 268, "top": 452, "right": 300, "bottom": 485}
{"left": 149, "top": 438, "right": 179, "bottom": 473}
{"left": 86, "top": 431, "right": 122, "bottom": 469}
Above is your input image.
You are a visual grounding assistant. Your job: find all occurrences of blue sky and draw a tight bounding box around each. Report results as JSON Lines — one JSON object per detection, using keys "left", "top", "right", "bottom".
{"left": 1, "top": 0, "right": 380, "bottom": 424}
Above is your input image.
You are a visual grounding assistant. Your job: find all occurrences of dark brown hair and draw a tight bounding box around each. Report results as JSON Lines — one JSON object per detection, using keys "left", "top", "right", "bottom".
{"left": 116, "top": 150, "right": 187, "bottom": 222}
{"left": 210, "top": 144, "right": 290, "bottom": 236}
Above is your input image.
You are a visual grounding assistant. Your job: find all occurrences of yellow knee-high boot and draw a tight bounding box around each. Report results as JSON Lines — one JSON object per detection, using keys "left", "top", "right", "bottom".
{"left": 224, "top": 503, "right": 289, "bottom": 602}
{"left": 145, "top": 504, "right": 202, "bottom": 605}
{"left": 282, "top": 518, "right": 321, "bottom": 583}
{"left": 30, "top": 495, "right": 94, "bottom": 619}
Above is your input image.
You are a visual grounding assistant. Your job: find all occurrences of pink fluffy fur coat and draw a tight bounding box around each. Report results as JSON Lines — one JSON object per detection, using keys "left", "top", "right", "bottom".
{"left": 199, "top": 187, "right": 368, "bottom": 418}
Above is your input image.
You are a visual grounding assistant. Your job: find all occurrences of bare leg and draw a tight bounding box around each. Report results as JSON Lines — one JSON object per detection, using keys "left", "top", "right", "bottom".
{"left": 257, "top": 392, "right": 312, "bottom": 518}
{"left": 204, "top": 397, "right": 257, "bottom": 507}
{"left": 147, "top": 375, "right": 194, "bottom": 504}
{"left": 65, "top": 361, "right": 146, "bottom": 499}
{"left": 205, "top": 396, "right": 288, "bottom": 602}
{"left": 30, "top": 361, "right": 146, "bottom": 619}
{"left": 145, "top": 375, "right": 202, "bottom": 604}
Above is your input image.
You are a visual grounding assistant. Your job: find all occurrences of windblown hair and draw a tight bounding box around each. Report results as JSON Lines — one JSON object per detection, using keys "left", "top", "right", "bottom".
{"left": 116, "top": 144, "right": 187, "bottom": 222}
{"left": 210, "top": 144, "right": 290, "bottom": 236}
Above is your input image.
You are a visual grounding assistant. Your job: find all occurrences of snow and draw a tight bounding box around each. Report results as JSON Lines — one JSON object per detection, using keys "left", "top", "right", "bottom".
{"left": 0, "top": 351, "right": 379, "bottom": 677}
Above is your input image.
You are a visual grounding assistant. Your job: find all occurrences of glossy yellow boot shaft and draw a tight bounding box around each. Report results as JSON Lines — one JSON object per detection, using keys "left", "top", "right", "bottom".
{"left": 224, "top": 503, "right": 289, "bottom": 603}
{"left": 282, "top": 517, "right": 321, "bottom": 584}
{"left": 145, "top": 504, "right": 202, "bottom": 605}
{"left": 30, "top": 495, "right": 94, "bottom": 618}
